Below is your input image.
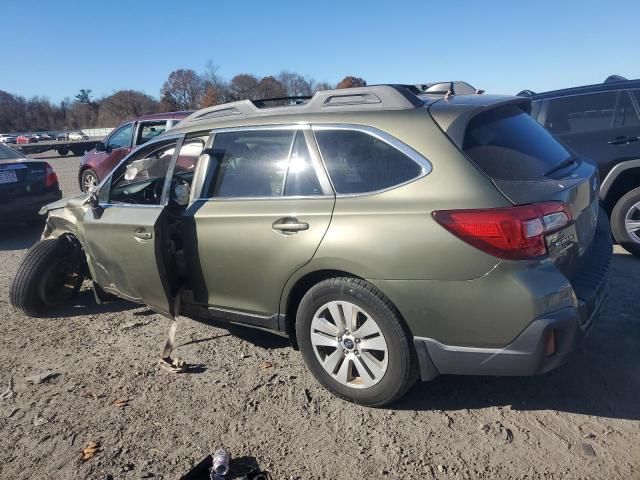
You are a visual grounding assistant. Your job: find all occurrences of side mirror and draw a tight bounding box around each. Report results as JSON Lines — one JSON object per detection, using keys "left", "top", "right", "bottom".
{"left": 95, "top": 141, "right": 106, "bottom": 152}
{"left": 87, "top": 190, "right": 104, "bottom": 218}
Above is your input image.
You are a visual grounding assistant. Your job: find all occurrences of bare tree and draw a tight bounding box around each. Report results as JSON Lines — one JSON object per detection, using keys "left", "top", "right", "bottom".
{"left": 314, "top": 81, "right": 334, "bottom": 92}
{"left": 229, "top": 74, "right": 259, "bottom": 100}
{"left": 255, "top": 76, "right": 286, "bottom": 99}
{"left": 97, "top": 90, "right": 160, "bottom": 126}
{"left": 160, "top": 69, "right": 203, "bottom": 110}
{"left": 277, "top": 71, "right": 315, "bottom": 97}
{"left": 201, "top": 61, "right": 232, "bottom": 106}
{"left": 336, "top": 76, "right": 367, "bottom": 89}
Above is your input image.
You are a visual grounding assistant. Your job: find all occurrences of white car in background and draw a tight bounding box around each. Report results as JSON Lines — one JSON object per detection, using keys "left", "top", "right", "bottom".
{"left": 68, "top": 132, "right": 88, "bottom": 141}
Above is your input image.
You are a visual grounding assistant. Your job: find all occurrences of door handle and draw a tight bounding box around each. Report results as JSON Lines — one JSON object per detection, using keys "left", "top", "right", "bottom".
{"left": 133, "top": 230, "right": 152, "bottom": 240}
{"left": 608, "top": 135, "right": 631, "bottom": 145}
{"left": 272, "top": 217, "right": 309, "bottom": 233}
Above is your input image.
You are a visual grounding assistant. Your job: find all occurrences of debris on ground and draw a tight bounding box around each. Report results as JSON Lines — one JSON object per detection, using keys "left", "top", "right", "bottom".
{"left": 0, "top": 377, "right": 14, "bottom": 400}
{"left": 25, "top": 370, "right": 57, "bottom": 385}
{"left": 80, "top": 441, "right": 101, "bottom": 461}
{"left": 121, "top": 320, "right": 148, "bottom": 331}
{"left": 581, "top": 443, "right": 596, "bottom": 457}
{"left": 33, "top": 414, "right": 49, "bottom": 426}
{"left": 260, "top": 361, "right": 273, "bottom": 369}
{"left": 112, "top": 399, "right": 131, "bottom": 408}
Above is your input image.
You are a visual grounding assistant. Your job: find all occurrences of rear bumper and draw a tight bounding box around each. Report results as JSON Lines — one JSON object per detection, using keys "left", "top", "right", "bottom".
{"left": 0, "top": 188, "right": 62, "bottom": 221}
{"left": 414, "top": 300, "right": 605, "bottom": 380}
{"left": 414, "top": 208, "right": 612, "bottom": 381}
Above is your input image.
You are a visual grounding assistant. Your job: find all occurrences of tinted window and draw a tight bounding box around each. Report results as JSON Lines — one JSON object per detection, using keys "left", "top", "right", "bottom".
{"left": 107, "top": 123, "right": 134, "bottom": 149}
{"left": 109, "top": 141, "right": 177, "bottom": 205}
{"left": 463, "top": 105, "right": 572, "bottom": 181}
{"left": 284, "top": 132, "right": 322, "bottom": 196}
{"left": 614, "top": 91, "right": 639, "bottom": 127}
{"left": 544, "top": 92, "right": 617, "bottom": 134}
{"left": 315, "top": 129, "right": 422, "bottom": 194}
{"left": 204, "top": 130, "right": 293, "bottom": 198}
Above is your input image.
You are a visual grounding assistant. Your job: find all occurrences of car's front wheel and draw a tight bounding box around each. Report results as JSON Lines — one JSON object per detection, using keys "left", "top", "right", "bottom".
{"left": 611, "top": 186, "right": 640, "bottom": 257}
{"left": 296, "top": 277, "right": 418, "bottom": 406}
{"left": 80, "top": 168, "right": 99, "bottom": 193}
{"left": 10, "top": 237, "right": 85, "bottom": 317}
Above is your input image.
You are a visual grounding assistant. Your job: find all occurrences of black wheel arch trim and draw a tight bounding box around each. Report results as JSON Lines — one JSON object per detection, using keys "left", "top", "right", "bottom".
{"left": 600, "top": 158, "right": 640, "bottom": 199}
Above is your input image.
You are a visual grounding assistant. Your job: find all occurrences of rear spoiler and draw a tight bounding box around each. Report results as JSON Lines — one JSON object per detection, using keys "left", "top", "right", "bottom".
{"left": 428, "top": 95, "right": 531, "bottom": 148}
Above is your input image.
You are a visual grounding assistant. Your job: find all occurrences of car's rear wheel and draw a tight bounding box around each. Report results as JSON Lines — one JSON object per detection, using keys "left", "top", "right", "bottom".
{"left": 10, "top": 237, "right": 84, "bottom": 317}
{"left": 611, "top": 186, "right": 640, "bottom": 257}
{"left": 57, "top": 146, "right": 69, "bottom": 156}
{"left": 81, "top": 168, "right": 99, "bottom": 193}
{"left": 296, "top": 277, "right": 418, "bottom": 406}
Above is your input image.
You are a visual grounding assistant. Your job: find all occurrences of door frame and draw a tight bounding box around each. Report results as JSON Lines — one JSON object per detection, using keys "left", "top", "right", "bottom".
{"left": 85, "top": 133, "right": 187, "bottom": 317}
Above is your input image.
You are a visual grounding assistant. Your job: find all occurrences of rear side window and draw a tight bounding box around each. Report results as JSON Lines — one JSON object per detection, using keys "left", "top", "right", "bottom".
{"left": 314, "top": 129, "right": 422, "bottom": 194}
{"left": 463, "top": 105, "right": 572, "bottom": 181}
{"left": 543, "top": 92, "right": 617, "bottom": 134}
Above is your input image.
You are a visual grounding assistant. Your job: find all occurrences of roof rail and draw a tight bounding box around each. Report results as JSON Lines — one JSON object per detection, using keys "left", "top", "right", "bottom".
{"left": 182, "top": 85, "right": 424, "bottom": 124}
{"left": 517, "top": 89, "right": 536, "bottom": 97}
{"left": 604, "top": 75, "right": 628, "bottom": 84}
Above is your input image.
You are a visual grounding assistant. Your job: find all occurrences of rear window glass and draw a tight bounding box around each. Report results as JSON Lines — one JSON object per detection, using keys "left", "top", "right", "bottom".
{"left": 0, "top": 144, "right": 24, "bottom": 159}
{"left": 463, "top": 105, "right": 572, "bottom": 181}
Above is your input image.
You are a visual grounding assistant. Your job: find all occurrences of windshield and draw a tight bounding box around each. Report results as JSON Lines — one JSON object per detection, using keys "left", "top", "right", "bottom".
{"left": 463, "top": 105, "right": 572, "bottom": 181}
{"left": 0, "top": 143, "right": 25, "bottom": 160}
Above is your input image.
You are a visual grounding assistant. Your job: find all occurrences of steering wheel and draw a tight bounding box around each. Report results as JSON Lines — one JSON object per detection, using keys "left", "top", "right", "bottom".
{"left": 150, "top": 178, "right": 165, "bottom": 202}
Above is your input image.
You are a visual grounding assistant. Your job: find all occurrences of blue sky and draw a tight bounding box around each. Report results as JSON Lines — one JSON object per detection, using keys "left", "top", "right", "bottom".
{"left": 2, "top": 0, "right": 639, "bottom": 102}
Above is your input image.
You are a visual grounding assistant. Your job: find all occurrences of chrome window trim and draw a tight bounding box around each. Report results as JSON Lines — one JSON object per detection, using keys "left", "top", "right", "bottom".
{"left": 192, "top": 124, "right": 334, "bottom": 202}
{"left": 311, "top": 123, "right": 432, "bottom": 197}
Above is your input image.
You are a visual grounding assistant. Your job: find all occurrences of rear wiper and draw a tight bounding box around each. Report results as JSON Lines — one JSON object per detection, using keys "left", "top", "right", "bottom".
{"left": 545, "top": 157, "right": 577, "bottom": 176}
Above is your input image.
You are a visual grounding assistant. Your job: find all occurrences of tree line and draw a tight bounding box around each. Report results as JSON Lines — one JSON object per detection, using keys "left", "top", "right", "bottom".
{"left": 0, "top": 64, "right": 366, "bottom": 133}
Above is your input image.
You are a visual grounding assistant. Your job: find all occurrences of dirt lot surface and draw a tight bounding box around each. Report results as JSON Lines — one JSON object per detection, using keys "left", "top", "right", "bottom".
{"left": 0, "top": 153, "right": 639, "bottom": 479}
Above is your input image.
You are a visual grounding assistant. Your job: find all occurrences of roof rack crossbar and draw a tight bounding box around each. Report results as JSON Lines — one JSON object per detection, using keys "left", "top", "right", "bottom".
{"left": 252, "top": 96, "right": 312, "bottom": 108}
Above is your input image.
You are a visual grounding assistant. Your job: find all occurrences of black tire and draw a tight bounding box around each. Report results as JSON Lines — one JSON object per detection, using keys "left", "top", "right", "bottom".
{"left": 80, "top": 168, "right": 99, "bottom": 193}
{"left": 10, "top": 237, "right": 84, "bottom": 317}
{"left": 611, "top": 186, "right": 640, "bottom": 257}
{"left": 296, "top": 277, "right": 419, "bottom": 407}
{"left": 57, "top": 146, "right": 69, "bottom": 156}
{"left": 71, "top": 146, "right": 85, "bottom": 156}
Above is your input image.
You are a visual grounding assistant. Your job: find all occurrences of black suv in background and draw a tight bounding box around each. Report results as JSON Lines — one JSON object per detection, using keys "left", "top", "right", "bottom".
{"left": 521, "top": 76, "right": 640, "bottom": 256}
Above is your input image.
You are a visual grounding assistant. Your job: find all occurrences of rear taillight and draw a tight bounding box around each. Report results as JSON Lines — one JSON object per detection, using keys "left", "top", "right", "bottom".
{"left": 432, "top": 202, "right": 571, "bottom": 260}
{"left": 45, "top": 164, "right": 58, "bottom": 188}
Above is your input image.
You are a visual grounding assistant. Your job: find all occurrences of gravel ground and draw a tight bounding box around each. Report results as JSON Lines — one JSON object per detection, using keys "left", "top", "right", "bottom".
{"left": 0, "top": 153, "right": 639, "bottom": 480}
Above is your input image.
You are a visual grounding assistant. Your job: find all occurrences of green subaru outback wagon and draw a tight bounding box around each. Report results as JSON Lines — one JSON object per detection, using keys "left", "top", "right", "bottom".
{"left": 10, "top": 85, "right": 611, "bottom": 406}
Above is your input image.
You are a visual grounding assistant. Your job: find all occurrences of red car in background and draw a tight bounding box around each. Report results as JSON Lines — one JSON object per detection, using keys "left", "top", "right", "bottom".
{"left": 16, "top": 135, "right": 38, "bottom": 145}
{"left": 78, "top": 111, "right": 191, "bottom": 192}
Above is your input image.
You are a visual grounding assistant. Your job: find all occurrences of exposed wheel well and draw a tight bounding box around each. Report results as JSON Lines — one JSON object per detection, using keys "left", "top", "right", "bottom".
{"left": 602, "top": 167, "right": 640, "bottom": 214}
{"left": 285, "top": 270, "right": 361, "bottom": 349}
{"left": 285, "top": 269, "right": 415, "bottom": 354}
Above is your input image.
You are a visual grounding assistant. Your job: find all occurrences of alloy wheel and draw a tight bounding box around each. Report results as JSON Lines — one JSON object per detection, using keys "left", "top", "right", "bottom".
{"left": 625, "top": 201, "right": 640, "bottom": 244}
{"left": 310, "top": 300, "right": 389, "bottom": 389}
{"left": 83, "top": 172, "right": 98, "bottom": 192}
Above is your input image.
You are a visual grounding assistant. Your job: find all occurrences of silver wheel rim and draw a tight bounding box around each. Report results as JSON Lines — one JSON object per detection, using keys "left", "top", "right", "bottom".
{"left": 310, "top": 300, "right": 389, "bottom": 389}
{"left": 83, "top": 172, "right": 98, "bottom": 192}
{"left": 625, "top": 201, "right": 640, "bottom": 244}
